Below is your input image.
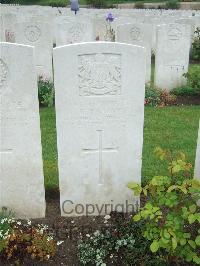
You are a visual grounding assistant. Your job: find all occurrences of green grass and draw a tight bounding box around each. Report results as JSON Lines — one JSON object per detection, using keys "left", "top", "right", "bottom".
{"left": 40, "top": 106, "right": 200, "bottom": 191}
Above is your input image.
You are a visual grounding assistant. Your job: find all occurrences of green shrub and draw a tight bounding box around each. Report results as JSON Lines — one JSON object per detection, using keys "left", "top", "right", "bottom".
{"left": 191, "top": 27, "right": 200, "bottom": 62}
{"left": 128, "top": 147, "right": 200, "bottom": 265}
{"left": 145, "top": 85, "right": 176, "bottom": 106}
{"left": 86, "top": 0, "right": 107, "bottom": 8}
{"left": 165, "top": 0, "right": 180, "bottom": 9}
{"left": 38, "top": 76, "right": 55, "bottom": 107}
{"left": 171, "top": 67, "right": 200, "bottom": 96}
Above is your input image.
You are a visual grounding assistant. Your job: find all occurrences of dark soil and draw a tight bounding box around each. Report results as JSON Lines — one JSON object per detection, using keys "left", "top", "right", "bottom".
{"left": 175, "top": 95, "right": 200, "bottom": 105}
{"left": 0, "top": 194, "right": 195, "bottom": 266}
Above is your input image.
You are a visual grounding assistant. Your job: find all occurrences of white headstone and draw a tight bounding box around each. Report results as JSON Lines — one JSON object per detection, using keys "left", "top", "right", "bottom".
{"left": 53, "top": 42, "right": 145, "bottom": 216}
{"left": 0, "top": 42, "right": 45, "bottom": 218}
{"left": 155, "top": 23, "right": 191, "bottom": 90}
{"left": 116, "top": 23, "right": 153, "bottom": 83}
{"left": 15, "top": 20, "right": 53, "bottom": 80}
{"left": 194, "top": 121, "right": 200, "bottom": 180}
{"left": 56, "top": 20, "right": 93, "bottom": 46}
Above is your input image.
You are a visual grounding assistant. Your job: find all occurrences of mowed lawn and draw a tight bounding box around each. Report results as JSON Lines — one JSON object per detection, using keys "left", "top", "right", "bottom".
{"left": 40, "top": 106, "right": 200, "bottom": 191}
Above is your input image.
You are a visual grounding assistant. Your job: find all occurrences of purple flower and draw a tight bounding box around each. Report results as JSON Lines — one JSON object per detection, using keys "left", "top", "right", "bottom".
{"left": 106, "top": 12, "right": 114, "bottom": 22}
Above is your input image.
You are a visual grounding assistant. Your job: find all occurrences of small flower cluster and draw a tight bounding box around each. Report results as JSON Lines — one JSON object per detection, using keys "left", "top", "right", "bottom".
{"left": 78, "top": 220, "right": 136, "bottom": 266}
{"left": 0, "top": 216, "right": 62, "bottom": 263}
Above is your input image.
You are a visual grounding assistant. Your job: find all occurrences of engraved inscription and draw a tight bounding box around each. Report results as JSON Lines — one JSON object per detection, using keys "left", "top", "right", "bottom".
{"left": 168, "top": 26, "right": 182, "bottom": 41}
{"left": 82, "top": 130, "right": 118, "bottom": 185}
{"left": 68, "top": 23, "right": 85, "bottom": 43}
{"left": 130, "top": 27, "right": 141, "bottom": 41}
{"left": 0, "top": 59, "right": 8, "bottom": 92}
{"left": 25, "top": 25, "right": 41, "bottom": 42}
{"left": 79, "top": 53, "right": 121, "bottom": 96}
{"left": 5, "top": 30, "right": 15, "bottom": 43}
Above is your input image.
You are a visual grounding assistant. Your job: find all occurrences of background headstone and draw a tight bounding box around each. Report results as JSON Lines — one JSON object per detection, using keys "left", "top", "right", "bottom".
{"left": 116, "top": 23, "right": 153, "bottom": 83}
{"left": 155, "top": 23, "right": 191, "bottom": 90}
{"left": 0, "top": 42, "right": 46, "bottom": 218}
{"left": 15, "top": 20, "right": 53, "bottom": 80}
{"left": 54, "top": 42, "right": 146, "bottom": 216}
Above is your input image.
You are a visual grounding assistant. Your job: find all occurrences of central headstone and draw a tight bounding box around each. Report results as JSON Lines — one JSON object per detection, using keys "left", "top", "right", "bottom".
{"left": 53, "top": 42, "right": 145, "bottom": 216}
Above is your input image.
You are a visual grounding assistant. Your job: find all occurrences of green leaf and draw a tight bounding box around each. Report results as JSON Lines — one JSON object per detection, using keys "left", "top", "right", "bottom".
{"left": 193, "top": 255, "right": 200, "bottom": 265}
{"left": 188, "top": 240, "right": 196, "bottom": 249}
{"left": 172, "top": 237, "right": 177, "bottom": 250}
{"left": 189, "top": 204, "right": 197, "bottom": 214}
{"left": 180, "top": 238, "right": 187, "bottom": 246}
{"left": 133, "top": 214, "right": 141, "bottom": 222}
{"left": 195, "top": 235, "right": 200, "bottom": 246}
{"left": 128, "top": 182, "right": 139, "bottom": 189}
{"left": 188, "top": 214, "right": 196, "bottom": 224}
{"left": 150, "top": 240, "right": 159, "bottom": 253}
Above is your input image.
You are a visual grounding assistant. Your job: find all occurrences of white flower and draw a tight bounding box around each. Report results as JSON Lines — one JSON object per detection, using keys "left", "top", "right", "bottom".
{"left": 104, "top": 215, "right": 111, "bottom": 220}
{"left": 57, "top": 240, "right": 64, "bottom": 246}
{"left": 16, "top": 221, "right": 21, "bottom": 225}
{"left": 86, "top": 234, "right": 90, "bottom": 238}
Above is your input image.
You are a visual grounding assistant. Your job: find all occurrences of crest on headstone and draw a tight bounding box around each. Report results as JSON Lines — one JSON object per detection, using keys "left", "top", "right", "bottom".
{"left": 24, "top": 25, "right": 41, "bottom": 42}
{"left": 68, "top": 23, "right": 85, "bottom": 43}
{"left": 168, "top": 26, "right": 182, "bottom": 41}
{"left": 130, "top": 27, "right": 141, "bottom": 41}
{"left": 78, "top": 53, "right": 121, "bottom": 96}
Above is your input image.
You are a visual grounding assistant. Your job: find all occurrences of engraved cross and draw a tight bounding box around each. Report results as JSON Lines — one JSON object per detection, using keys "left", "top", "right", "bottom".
{"left": 82, "top": 130, "right": 118, "bottom": 185}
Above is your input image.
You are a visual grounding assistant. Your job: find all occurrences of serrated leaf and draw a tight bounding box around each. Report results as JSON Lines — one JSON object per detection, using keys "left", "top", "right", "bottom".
{"left": 193, "top": 255, "right": 200, "bottom": 265}
{"left": 150, "top": 240, "right": 159, "bottom": 253}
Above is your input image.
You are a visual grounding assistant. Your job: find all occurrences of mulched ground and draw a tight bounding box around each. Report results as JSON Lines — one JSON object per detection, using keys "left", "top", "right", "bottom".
{"left": 175, "top": 96, "right": 200, "bottom": 105}
{"left": 0, "top": 193, "right": 133, "bottom": 266}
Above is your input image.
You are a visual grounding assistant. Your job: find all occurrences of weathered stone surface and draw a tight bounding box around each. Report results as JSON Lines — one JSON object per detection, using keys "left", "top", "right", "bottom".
{"left": 0, "top": 42, "right": 45, "bottom": 218}
{"left": 53, "top": 42, "right": 145, "bottom": 216}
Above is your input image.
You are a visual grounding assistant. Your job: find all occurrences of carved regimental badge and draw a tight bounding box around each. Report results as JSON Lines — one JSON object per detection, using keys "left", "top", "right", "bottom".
{"left": 68, "top": 23, "right": 85, "bottom": 43}
{"left": 79, "top": 54, "right": 121, "bottom": 96}
{"left": 130, "top": 27, "right": 141, "bottom": 41}
{"left": 25, "top": 25, "right": 41, "bottom": 42}
{"left": 168, "top": 26, "right": 182, "bottom": 41}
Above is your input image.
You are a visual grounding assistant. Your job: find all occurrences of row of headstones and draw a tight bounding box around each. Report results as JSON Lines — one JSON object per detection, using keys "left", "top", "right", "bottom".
{"left": 1, "top": 15, "right": 193, "bottom": 90}
{"left": 0, "top": 41, "right": 199, "bottom": 218}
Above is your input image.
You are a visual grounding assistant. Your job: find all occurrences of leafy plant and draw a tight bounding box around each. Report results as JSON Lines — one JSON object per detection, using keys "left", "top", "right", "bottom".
{"left": 145, "top": 85, "right": 176, "bottom": 106}
{"left": 171, "top": 67, "right": 200, "bottom": 96}
{"left": 128, "top": 147, "right": 200, "bottom": 265}
{"left": 165, "top": 0, "right": 180, "bottom": 9}
{"left": 38, "top": 76, "right": 55, "bottom": 107}
{"left": 0, "top": 210, "right": 14, "bottom": 253}
{"left": 191, "top": 27, "right": 200, "bottom": 62}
